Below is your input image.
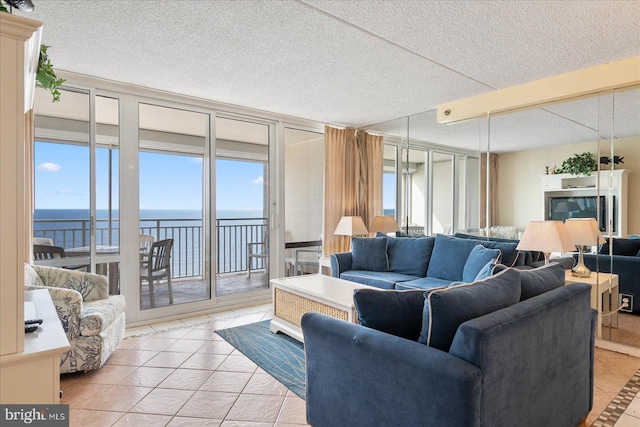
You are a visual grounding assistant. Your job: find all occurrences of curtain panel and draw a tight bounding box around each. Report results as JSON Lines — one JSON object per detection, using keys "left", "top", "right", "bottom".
{"left": 323, "top": 126, "right": 383, "bottom": 256}
{"left": 480, "top": 152, "right": 499, "bottom": 229}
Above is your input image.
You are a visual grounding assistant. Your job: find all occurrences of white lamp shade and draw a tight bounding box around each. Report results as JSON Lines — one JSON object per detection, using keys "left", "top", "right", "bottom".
{"left": 564, "top": 218, "right": 606, "bottom": 246}
{"left": 334, "top": 216, "right": 369, "bottom": 236}
{"left": 516, "top": 221, "right": 576, "bottom": 253}
{"left": 369, "top": 216, "right": 400, "bottom": 234}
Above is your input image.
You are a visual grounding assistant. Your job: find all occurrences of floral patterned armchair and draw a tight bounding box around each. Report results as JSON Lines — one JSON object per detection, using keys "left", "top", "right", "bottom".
{"left": 24, "top": 263, "right": 126, "bottom": 374}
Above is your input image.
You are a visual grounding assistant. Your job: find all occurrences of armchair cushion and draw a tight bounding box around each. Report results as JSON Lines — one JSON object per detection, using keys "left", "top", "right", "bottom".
{"left": 29, "top": 264, "right": 108, "bottom": 302}
{"left": 80, "top": 295, "right": 127, "bottom": 336}
{"left": 351, "top": 237, "right": 388, "bottom": 272}
{"left": 418, "top": 268, "right": 521, "bottom": 351}
{"left": 353, "top": 289, "right": 426, "bottom": 341}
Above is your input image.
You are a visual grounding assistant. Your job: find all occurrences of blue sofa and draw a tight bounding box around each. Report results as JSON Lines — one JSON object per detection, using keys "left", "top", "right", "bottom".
{"left": 580, "top": 237, "right": 640, "bottom": 313}
{"left": 302, "top": 266, "right": 597, "bottom": 427}
{"left": 331, "top": 234, "right": 523, "bottom": 291}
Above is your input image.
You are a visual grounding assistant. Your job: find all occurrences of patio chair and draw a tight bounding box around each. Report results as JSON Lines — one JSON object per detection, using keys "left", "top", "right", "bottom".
{"left": 33, "top": 244, "right": 88, "bottom": 270}
{"left": 139, "top": 234, "right": 155, "bottom": 268}
{"left": 247, "top": 230, "right": 268, "bottom": 278}
{"left": 140, "top": 238, "right": 173, "bottom": 308}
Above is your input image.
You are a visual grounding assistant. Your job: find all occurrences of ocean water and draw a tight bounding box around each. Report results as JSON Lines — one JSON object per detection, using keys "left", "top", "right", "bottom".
{"left": 33, "top": 209, "right": 266, "bottom": 275}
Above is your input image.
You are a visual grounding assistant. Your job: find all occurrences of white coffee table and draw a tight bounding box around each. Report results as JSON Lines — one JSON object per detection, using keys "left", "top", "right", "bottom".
{"left": 270, "top": 274, "right": 374, "bottom": 342}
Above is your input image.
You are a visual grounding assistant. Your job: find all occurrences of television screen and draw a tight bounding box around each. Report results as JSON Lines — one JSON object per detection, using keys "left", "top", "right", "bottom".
{"left": 547, "top": 195, "right": 612, "bottom": 232}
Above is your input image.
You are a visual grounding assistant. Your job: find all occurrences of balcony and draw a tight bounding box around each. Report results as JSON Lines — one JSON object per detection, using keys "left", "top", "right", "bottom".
{"left": 33, "top": 217, "right": 269, "bottom": 305}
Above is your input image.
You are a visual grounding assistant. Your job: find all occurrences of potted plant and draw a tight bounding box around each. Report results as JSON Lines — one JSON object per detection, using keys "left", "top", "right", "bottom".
{"left": 557, "top": 152, "right": 597, "bottom": 177}
{"left": 1, "top": 1, "right": 65, "bottom": 102}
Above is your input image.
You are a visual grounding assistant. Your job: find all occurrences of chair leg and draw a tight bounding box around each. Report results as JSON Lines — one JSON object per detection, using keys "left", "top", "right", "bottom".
{"left": 149, "top": 279, "right": 155, "bottom": 308}
{"left": 167, "top": 275, "right": 173, "bottom": 304}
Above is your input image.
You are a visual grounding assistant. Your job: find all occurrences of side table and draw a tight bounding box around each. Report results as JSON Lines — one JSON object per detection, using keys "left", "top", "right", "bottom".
{"left": 565, "top": 270, "right": 618, "bottom": 338}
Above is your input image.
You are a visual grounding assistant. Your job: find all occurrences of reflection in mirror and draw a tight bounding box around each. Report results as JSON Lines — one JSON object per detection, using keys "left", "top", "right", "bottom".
{"left": 599, "top": 85, "right": 640, "bottom": 346}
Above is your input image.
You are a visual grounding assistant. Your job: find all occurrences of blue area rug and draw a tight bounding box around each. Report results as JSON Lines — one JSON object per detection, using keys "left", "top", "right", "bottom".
{"left": 215, "top": 320, "right": 306, "bottom": 399}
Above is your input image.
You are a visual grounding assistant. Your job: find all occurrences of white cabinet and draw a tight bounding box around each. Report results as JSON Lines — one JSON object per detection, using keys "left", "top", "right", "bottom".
{"left": 541, "top": 169, "right": 629, "bottom": 237}
{"left": 0, "top": 13, "right": 69, "bottom": 404}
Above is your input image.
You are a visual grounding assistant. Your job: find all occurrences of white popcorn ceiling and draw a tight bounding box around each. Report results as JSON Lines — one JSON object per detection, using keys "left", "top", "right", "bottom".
{"left": 21, "top": 0, "right": 640, "bottom": 152}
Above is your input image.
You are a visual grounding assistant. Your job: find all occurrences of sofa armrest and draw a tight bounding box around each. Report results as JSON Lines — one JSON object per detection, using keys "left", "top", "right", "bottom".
{"left": 330, "top": 252, "right": 353, "bottom": 277}
{"left": 31, "top": 264, "right": 108, "bottom": 302}
{"left": 301, "top": 313, "right": 481, "bottom": 427}
{"left": 25, "top": 284, "right": 82, "bottom": 341}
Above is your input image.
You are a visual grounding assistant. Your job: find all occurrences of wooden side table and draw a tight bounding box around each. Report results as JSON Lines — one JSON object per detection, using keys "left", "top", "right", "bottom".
{"left": 565, "top": 270, "right": 619, "bottom": 338}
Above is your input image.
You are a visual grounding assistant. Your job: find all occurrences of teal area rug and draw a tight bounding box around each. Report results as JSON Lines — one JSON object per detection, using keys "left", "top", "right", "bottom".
{"left": 215, "top": 320, "right": 306, "bottom": 399}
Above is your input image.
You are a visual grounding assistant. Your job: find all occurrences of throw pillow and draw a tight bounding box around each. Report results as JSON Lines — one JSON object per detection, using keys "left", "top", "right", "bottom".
{"left": 462, "top": 245, "right": 501, "bottom": 282}
{"left": 417, "top": 269, "right": 521, "bottom": 351}
{"left": 493, "top": 262, "right": 565, "bottom": 301}
{"left": 474, "top": 258, "right": 497, "bottom": 281}
{"left": 353, "top": 288, "right": 426, "bottom": 341}
{"left": 351, "top": 237, "right": 389, "bottom": 271}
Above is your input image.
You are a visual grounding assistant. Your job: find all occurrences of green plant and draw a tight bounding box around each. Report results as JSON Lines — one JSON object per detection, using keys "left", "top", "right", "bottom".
{"left": 36, "top": 44, "right": 65, "bottom": 102}
{"left": 558, "top": 152, "right": 597, "bottom": 177}
{"left": 1, "top": 5, "right": 65, "bottom": 102}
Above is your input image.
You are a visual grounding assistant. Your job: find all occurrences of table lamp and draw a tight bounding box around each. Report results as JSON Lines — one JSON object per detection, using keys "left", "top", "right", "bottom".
{"left": 516, "top": 221, "right": 576, "bottom": 265}
{"left": 334, "top": 216, "right": 369, "bottom": 250}
{"left": 564, "top": 218, "right": 606, "bottom": 277}
{"left": 369, "top": 216, "right": 400, "bottom": 235}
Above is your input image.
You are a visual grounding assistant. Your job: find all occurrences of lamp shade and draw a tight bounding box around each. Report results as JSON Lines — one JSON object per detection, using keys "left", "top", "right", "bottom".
{"left": 334, "top": 216, "right": 369, "bottom": 236}
{"left": 516, "top": 221, "right": 576, "bottom": 254}
{"left": 369, "top": 216, "right": 400, "bottom": 234}
{"left": 564, "top": 218, "right": 606, "bottom": 246}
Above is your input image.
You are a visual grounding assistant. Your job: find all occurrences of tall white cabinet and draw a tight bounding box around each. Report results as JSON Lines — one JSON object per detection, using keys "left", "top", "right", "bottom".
{"left": 0, "top": 13, "right": 69, "bottom": 404}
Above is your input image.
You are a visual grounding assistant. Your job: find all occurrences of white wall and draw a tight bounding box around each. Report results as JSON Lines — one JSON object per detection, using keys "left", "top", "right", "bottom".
{"left": 498, "top": 136, "right": 640, "bottom": 234}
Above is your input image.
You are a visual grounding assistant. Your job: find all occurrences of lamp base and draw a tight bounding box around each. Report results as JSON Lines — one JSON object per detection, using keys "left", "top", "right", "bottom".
{"left": 571, "top": 247, "right": 591, "bottom": 278}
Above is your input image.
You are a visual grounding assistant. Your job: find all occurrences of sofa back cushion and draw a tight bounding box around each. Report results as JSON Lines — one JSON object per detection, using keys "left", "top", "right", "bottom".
{"left": 462, "top": 245, "right": 501, "bottom": 282}
{"left": 427, "top": 235, "right": 479, "bottom": 281}
{"left": 493, "top": 262, "right": 565, "bottom": 301}
{"left": 353, "top": 289, "right": 426, "bottom": 341}
{"left": 599, "top": 238, "right": 640, "bottom": 256}
{"left": 387, "top": 236, "right": 435, "bottom": 277}
{"left": 418, "top": 268, "right": 521, "bottom": 351}
{"left": 351, "top": 237, "right": 389, "bottom": 271}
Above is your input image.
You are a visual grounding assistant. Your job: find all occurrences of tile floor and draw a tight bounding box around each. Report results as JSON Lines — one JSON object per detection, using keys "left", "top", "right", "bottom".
{"left": 60, "top": 303, "right": 640, "bottom": 427}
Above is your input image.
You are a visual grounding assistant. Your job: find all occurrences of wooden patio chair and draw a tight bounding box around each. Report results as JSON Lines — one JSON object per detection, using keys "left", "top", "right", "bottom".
{"left": 140, "top": 238, "right": 174, "bottom": 308}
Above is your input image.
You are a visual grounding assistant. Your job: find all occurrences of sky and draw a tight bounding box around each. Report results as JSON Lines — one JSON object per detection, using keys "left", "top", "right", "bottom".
{"left": 34, "top": 142, "right": 265, "bottom": 211}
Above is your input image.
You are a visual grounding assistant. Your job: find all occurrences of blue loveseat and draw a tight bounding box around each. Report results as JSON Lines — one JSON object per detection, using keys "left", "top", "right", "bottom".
{"left": 331, "top": 234, "right": 523, "bottom": 291}
{"left": 302, "top": 265, "right": 597, "bottom": 427}
{"left": 580, "top": 237, "right": 640, "bottom": 313}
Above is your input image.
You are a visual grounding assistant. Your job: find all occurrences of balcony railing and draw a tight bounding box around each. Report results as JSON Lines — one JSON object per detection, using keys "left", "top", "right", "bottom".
{"left": 33, "top": 217, "right": 268, "bottom": 279}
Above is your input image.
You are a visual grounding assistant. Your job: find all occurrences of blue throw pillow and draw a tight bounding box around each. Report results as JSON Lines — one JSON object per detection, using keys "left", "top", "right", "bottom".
{"left": 418, "top": 269, "right": 521, "bottom": 351}
{"left": 462, "top": 245, "right": 501, "bottom": 282}
{"left": 353, "top": 289, "right": 426, "bottom": 341}
{"left": 493, "top": 262, "right": 565, "bottom": 301}
{"left": 474, "top": 258, "right": 497, "bottom": 281}
{"left": 351, "top": 237, "right": 389, "bottom": 271}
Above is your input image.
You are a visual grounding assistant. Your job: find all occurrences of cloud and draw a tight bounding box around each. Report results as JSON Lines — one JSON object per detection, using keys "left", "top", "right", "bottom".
{"left": 37, "top": 162, "right": 62, "bottom": 172}
{"left": 251, "top": 176, "right": 264, "bottom": 185}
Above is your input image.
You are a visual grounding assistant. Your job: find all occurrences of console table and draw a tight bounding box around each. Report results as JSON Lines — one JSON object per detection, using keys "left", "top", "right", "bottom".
{"left": 565, "top": 270, "right": 618, "bottom": 338}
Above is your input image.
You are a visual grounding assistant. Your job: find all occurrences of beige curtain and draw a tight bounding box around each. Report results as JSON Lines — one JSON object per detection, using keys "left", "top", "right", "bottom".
{"left": 480, "top": 152, "right": 499, "bottom": 229}
{"left": 323, "top": 126, "right": 384, "bottom": 256}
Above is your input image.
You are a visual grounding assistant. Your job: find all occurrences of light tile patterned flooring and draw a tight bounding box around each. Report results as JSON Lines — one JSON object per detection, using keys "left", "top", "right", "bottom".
{"left": 61, "top": 303, "right": 640, "bottom": 427}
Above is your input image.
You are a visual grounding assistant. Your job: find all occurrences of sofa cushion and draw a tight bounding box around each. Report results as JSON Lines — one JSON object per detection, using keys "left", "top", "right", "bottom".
{"left": 427, "top": 235, "right": 479, "bottom": 281}
{"left": 353, "top": 289, "right": 426, "bottom": 341}
{"left": 599, "top": 238, "right": 640, "bottom": 256}
{"left": 80, "top": 295, "right": 126, "bottom": 336}
{"left": 351, "top": 237, "right": 389, "bottom": 271}
{"left": 340, "top": 271, "right": 417, "bottom": 290}
{"left": 30, "top": 264, "right": 108, "bottom": 302}
{"left": 395, "top": 276, "right": 452, "bottom": 291}
{"left": 493, "top": 262, "right": 565, "bottom": 301}
{"left": 462, "top": 245, "right": 501, "bottom": 282}
{"left": 387, "top": 236, "right": 435, "bottom": 277}
{"left": 418, "top": 269, "right": 521, "bottom": 351}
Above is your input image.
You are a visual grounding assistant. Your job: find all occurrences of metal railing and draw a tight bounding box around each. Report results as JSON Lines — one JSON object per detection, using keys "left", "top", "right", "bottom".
{"left": 33, "top": 217, "right": 268, "bottom": 279}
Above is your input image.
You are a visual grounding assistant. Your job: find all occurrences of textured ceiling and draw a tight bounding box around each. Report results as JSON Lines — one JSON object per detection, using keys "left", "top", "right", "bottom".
{"left": 18, "top": 0, "right": 640, "bottom": 152}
